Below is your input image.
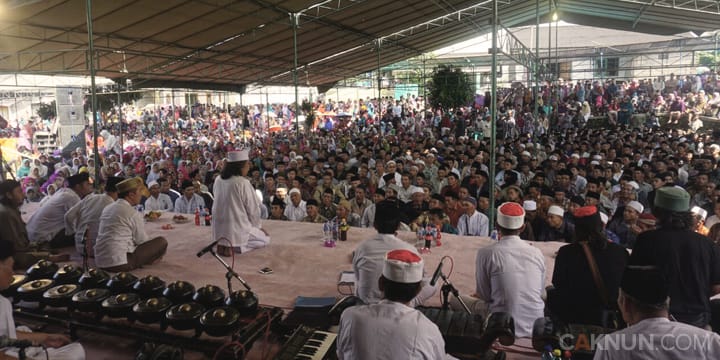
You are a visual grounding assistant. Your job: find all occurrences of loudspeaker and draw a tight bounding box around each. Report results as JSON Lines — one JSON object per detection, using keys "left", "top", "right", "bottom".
{"left": 55, "top": 87, "right": 83, "bottom": 106}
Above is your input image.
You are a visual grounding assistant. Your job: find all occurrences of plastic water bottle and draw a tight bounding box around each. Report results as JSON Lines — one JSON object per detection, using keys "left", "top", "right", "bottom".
{"left": 490, "top": 229, "right": 498, "bottom": 242}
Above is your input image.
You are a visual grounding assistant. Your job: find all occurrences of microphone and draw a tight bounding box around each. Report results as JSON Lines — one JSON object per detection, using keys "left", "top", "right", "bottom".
{"left": 196, "top": 240, "right": 219, "bottom": 258}
{"left": 0, "top": 336, "right": 32, "bottom": 348}
{"left": 430, "top": 259, "right": 444, "bottom": 286}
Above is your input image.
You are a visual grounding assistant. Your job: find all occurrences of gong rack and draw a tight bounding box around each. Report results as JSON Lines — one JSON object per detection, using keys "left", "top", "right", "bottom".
{"left": 13, "top": 305, "right": 283, "bottom": 357}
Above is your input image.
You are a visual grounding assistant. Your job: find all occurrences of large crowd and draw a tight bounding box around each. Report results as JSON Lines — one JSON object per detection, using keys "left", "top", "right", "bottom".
{"left": 2, "top": 72, "right": 720, "bottom": 359}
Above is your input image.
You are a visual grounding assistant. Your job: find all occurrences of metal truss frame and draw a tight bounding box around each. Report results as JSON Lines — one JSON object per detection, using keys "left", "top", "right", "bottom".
{"left": 617, "top": 0, "right": 720, "bottom": 15}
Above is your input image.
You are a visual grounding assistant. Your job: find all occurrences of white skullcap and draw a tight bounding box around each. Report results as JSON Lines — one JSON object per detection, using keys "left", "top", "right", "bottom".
{"left": 411, "top": 187, "right": 424, "bottom": 195}
{"left": 227, "top": 150, "right": 249, "bottom": 162}
{"left": 691, "top": 206, "right": 708, "bottom": 221}
{"left": 382, "top": 249, "right": 424, "bottom": 283}
{"left": 549, "top": 155, "right": 558, "bottom": 161}
{"left": 497, "top": 202, "right": 526, "bottom": 230}
{"left": 521, "top": 151, "right": 531, "bottom": 157}
{"left": 523, "top": 200, "right": 537, "bottom": 211}
{"left": 627, "top": 181, "right": 639, "bottom": 190}
{"left": 626, "top": 201, "right": 644, "bottom": 214}
{"left": 548, "top": 205, "right": 564, "bottom": 218}
{"left": 288, "top": 188, "right": 301, "bottom": 196}
{"left": 571, "top": 153, "right": 580, "bottom": 159}
{"left": 146, "top": 180, "right": 159, "bottom": 189}
{"left": 590, "top": 160, "right": 600, "bottom": 165}
{"left": 592, "top": 155, "right": 602, "bottom": 160}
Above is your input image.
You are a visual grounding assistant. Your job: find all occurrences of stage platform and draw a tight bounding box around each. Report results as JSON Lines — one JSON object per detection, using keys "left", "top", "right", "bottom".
{"left": 20, "top": 204, "right": 565, "bottom": 359}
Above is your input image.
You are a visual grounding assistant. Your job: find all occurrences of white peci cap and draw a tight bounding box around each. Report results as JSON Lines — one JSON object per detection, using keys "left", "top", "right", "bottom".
{"left": 382, "top": 249, "right": 424, "bottom": 283}
{"left": 691, "top": 206, "right": 708, "bottom": 221}
{"left": 497, "top": 202, "right": 526, "bottom": 230}
{"left": 626, "top": 201, "right": 644, "bottom": 214}
{"left": 523, "top": 200, "right": 537, "bottom": 211}
{"left": 227, "top": 150, "right": 249, "bottom": 162}
{"left": 548, "top": 205, "right": 564, "bottom": 218}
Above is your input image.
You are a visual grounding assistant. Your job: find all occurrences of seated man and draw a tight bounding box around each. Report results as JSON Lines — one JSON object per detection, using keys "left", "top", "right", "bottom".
{"left": 143, "top": 180, "right": 173, "bottom": 211}
{"left": 302, "top": 199, "right": 327, "bottom": 223}
{"left": 352, "top": 200, "right": 436, "bottom": 307}
{"left": 455, "top": 202, "right": 545, "bottom": 337}
{"left": 283, "top": 188, "right": 307, "bottom": 221}
{"left": 0, "top": 241, "right": 85, "bottom": 359}
{"left": 27, "top": 173, "right": 94, "bottom": 248}
{"left": 337, "top": 200, "right": 361, "bottom": 227}
{"left": 337, "top": 249, "right": 451, "bottom": 359}
{"left": 456, "top": 196, "right": 489, "bottom": 236}
{"left": 594, "top": 265, "right": 720, "bottom": 359}
{"left": 536, "top": 205, "right": 575, "bottom": 242}
{"left": 173, "top": 180, "right": 205, "bottom": 214}
{"left": 65, "top": 177, "right": 124, "bottom": 256}
{"left": 94, "top": 177, "right": 168, "bottom": 272}
{"left": 0, "top": 180, "right": 66, "bottom": 270}
{"left": 267, "top": 197, "right": 288, "bottom": 220}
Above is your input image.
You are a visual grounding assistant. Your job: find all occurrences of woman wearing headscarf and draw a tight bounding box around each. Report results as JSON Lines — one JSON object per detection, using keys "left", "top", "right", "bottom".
{"left": 16, "top": 159, "right": 31, "bottom": 179}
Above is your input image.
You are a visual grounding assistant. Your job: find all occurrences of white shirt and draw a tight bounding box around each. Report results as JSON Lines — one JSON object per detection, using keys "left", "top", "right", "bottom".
{"left": 27, "top": 188, "right": 81, "bottom": 243}
{"left": 397, "top": 185, "right": 421, "bottom": 204}
{"left": 361, "top": 204, "right": 376, "bottom": 228}
{"left": 212, "top": 175, "right": 268, "bottom": 252}
{"left": 284, "top": 200, "right": 307, "bottom": 222}
{"left": 457, "top": 211, "right": 489, "bottom": 237}
{"left": 65, "top": 193, "right": 115, "bottom": 254}
{"left": 94, "top": 199, "right": 150, "bottom": 268}
{"left": 475, "top": 235, "right": 545, "bottom": 337}
{"left": 593, "top": 317, "right": 720, "bottom": 360}
{"left": 144, "top": 193, "right": 174, "bottom": 212}
{"left": 337, "top": 300, "right": 450, "bottom": 360}
{"left": 174, "top": 194, "right": 206, "bottom": 214}
{"left": 352, "top": 233, "right": 435, "bottom": 307}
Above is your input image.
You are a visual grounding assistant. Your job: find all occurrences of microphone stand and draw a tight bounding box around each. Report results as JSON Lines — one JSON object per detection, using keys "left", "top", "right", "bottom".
{"left": 208, "top": 248, "right": 252, "bottom": 295}
{"left": 439, "top": 272, "right": 471, "bottom": 314}
{"left": 81, "top": 230, "right": 90, "bottom": 275}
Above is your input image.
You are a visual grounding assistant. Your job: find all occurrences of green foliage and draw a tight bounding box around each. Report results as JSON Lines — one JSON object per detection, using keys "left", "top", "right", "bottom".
{"left": 36, "top": 101, "right": 56, "bottom": 120}
{"left": 427, "top": 65, "right": 473, "bottom": 111}
{"left": 697, "top": 51, "right": 719, "bottom": 68}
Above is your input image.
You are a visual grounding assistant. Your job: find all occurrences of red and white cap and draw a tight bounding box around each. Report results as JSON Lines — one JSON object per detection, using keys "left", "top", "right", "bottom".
{"left": 227, "top": 150, "right": 249, "bottom": 162}
{"left": 382, "top": 249, "right": 424, "bottom": 283}
{"left": 497, "top": 202, "right": 526, "bottom": 230}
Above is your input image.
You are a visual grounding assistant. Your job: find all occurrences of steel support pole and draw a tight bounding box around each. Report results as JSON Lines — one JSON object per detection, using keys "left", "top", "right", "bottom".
{"left": 488, "top": 0, "right": 498, "bottom": 232}
{"left": 534, "top": 0, "right": 540, "bottom": 119}
{"left": 292, "top": 13, "right": 300, "bottom": 135}
{"left": 548, "top": 0, "right": 552, "bottom": 79}
{"left": 555, "top": 15, "right": 558, "bottom": 104}
{"left": 117, "top": 85, "right": 122, "bottom": 166}
{"left": 86, "top": 0, "right": 100, "bottom": 188}
{"left": 422, "top": 55, "right": 427, "bottom": 109}
{"left": 377, "top": 40, "right": 381, "bottom": 101}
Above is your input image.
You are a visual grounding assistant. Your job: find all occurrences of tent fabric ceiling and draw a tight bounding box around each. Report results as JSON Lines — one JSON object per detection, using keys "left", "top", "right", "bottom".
{"left": 0, "top": 0, "right": 718, "bottom": 90}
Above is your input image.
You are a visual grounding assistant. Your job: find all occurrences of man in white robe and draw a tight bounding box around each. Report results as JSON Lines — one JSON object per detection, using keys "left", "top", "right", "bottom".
{"left": 212, "top": 150, "right": 270, "bottom": 256}
{"left": 338, "top": 249, "right": 452, "bottom": 359}
{"left": 27, "top": 173, "right": 94, "bottom": 248}
{"left": 143, "top": 180, "right": 173, "bottom": 211}
{"left": 65, "top": 176, "right": 123, "bottom": 255}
